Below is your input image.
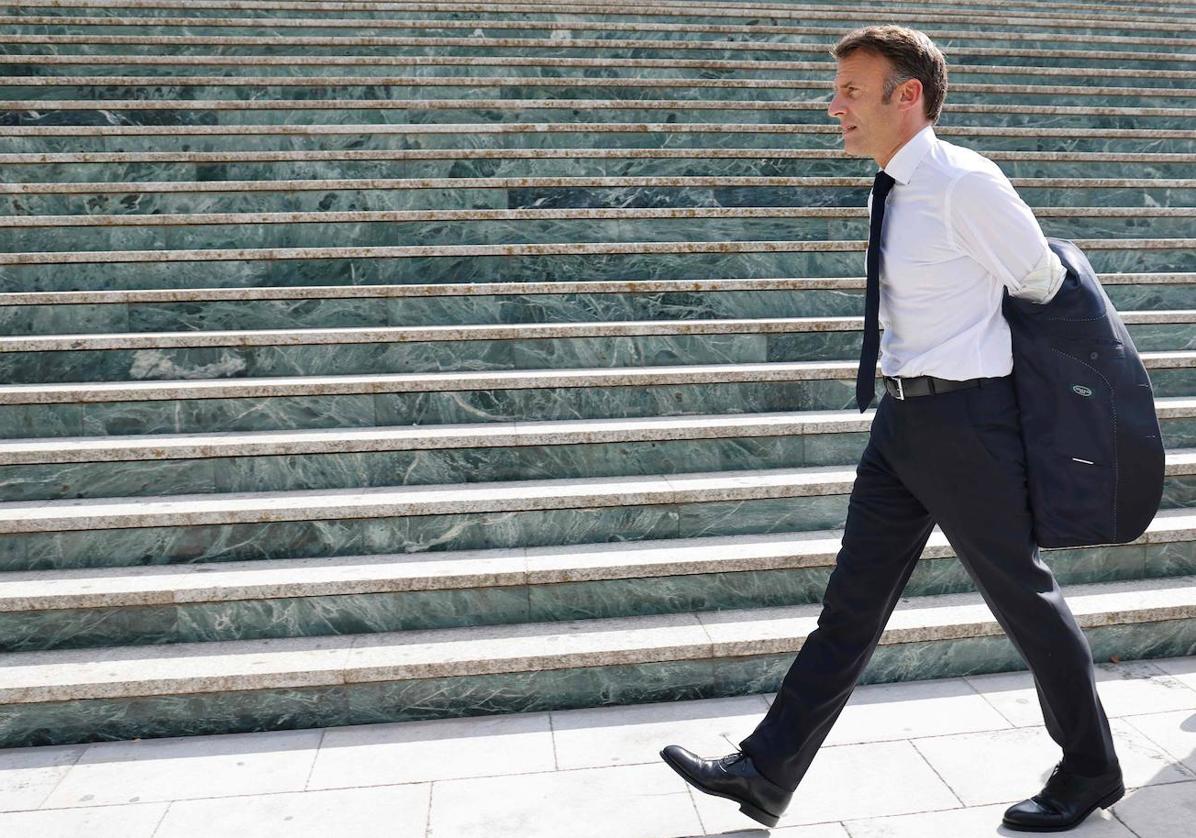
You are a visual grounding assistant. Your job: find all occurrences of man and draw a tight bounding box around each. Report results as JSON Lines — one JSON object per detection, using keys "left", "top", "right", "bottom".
{"left": 660, "top": 24, "right": 1125, "bottom": 832}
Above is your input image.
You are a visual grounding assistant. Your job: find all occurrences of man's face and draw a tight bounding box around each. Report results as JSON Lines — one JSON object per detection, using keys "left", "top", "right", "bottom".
{"left": 828, "top": 50, "right": 907, "bottom": 163}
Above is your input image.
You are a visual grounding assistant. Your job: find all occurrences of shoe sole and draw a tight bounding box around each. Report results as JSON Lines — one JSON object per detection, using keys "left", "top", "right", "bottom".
{"left": 658, "top": 747, "right": 781, "bottom": 828}
{"left": 1001, "top": 784, "right": 1126, "bottom": 833}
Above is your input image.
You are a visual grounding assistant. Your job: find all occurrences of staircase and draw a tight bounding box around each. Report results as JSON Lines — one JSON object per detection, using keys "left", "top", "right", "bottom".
{"left": 2, "top": 0, "right": 1196, "bottom": 748}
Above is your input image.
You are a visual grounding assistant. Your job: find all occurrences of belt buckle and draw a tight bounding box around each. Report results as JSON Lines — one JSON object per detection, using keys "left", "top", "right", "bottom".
{"left": 891, "top": 376, "right": 905, "bottom": 400}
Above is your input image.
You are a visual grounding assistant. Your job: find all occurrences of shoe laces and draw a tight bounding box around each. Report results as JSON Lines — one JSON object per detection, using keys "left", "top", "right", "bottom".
{"left": 718, "top": 751, "right": 747, "bottom": 767}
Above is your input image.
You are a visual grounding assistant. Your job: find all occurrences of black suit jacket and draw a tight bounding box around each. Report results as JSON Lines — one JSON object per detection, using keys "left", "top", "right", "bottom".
{"left": 1001, "top": 237, "right": 1165, "bottom": 548}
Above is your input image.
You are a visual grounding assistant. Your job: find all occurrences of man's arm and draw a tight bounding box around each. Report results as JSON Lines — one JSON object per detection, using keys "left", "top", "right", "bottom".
{"left": 945, "top": 167, "right": 1066, "bottom": 304}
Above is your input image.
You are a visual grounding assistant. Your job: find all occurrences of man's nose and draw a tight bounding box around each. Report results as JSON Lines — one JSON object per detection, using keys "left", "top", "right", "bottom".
{"left": 828, "top": 95, "right": 845, "bottom": 118}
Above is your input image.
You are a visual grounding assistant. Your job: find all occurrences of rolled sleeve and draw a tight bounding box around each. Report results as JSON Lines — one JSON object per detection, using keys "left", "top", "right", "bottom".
{"left": 946, "top": 168, "right": 1065, "bottom": 304}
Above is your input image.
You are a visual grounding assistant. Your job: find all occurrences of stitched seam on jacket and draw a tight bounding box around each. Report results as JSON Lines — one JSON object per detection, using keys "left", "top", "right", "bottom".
{"left": 1050, "top": 348, "right": 1118, "bottom": 538}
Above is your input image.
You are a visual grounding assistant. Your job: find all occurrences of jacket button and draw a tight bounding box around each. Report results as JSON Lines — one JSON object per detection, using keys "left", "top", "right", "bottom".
{"left": 1090, "top": 352, "right": 1099, "bottom": 360}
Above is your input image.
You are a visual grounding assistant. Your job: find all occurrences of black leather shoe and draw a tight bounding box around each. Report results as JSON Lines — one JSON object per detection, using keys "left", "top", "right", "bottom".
{"left": 659, "top": 745, "right": 792, "bottom": 827}
{"left": 1002, "top": 761, "right": 1125, "bottom": 832}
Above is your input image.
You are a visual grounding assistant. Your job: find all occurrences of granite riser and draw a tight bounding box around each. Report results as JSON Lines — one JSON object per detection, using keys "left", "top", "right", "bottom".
{"left": 1, "top": 617, "right": 1193, "bottom": 749}
{"left": 3, "top": 285, "right": 1194, "bottom": 336}
{"left": 1, "top": 44, "right": 1191, "bottom": 72}
{"left": 0, "top": 322, "right": 1189, "bottom": 385}
{"left": 6, "top": 215, "right": 1194, "bottom": 254}
{"left": 2, "top": 540, "right": 1190, "bottom": 653}
{"left": 6, "top": 369, "right": 1196, "bottom": 439}
{"left": 2, "top": 105, "right": 1186, "bottom": 130}
{"left": 5, "top": 134, "right": 1195, "bottom": 156}
{"left": 9, "top": 185, "right": 1196, "bottom": 219}
{"left": 7, "top": 65, "right": 1195, "bottom": 89}
{"left": 5, "top": 82, "right": 1191, "bottom": 111}
{"left": 0, "top": 6, "right": 1169, "bottom": 29}
{"left": 7, "top": 158, "right": 1196, "bottom": 187}
{"left": 3, "top": 247, "right": 1193, "bottom": 294}
{"left": 4, "top": 20, "right": 1185, "bottom": 50}
{"left": 6, "top": 475, "right": 1196, "bottom": 573}
{"left": 4, "top": 415, "right": 1196, "bottom": 502}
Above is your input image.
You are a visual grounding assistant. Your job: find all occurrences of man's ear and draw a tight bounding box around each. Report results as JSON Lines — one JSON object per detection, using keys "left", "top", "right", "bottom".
{"left": 900, "top": 78, "right": 924, "bottom": 111}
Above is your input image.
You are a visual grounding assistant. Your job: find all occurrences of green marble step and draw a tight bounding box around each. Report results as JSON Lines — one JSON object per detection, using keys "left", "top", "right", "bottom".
{"left": 1, "top": 275, "right": 1191, "bottom": 336}
{"left": 3, "top": 26, "right": 1192, "bottom": 67}
{"left": 0, "top": 310, "right": 1193, "bottom": 385}
{"left": 4, "top": 20, "right": 1191, "bottom": 64}
{"left": 1, "top": 238, "right": 1191, "bottom": 295}
{"left": 6, "top": 97, "right": 1195, "bottom": 130}
{"left": 0, "top": 573, "right": 1192, "bottom": 748}
{"left": 2, "top": 453, "right": 1196, "bottom": 573}
{"left": 18, "top": 0, "right": 1194, "bottom": 29}
{"left": 9, "top": 55, "right": 1196, "bottom": 91}
{"left": 1, "top": 400, "right": 1193, "bottom": 501}
{"left": 7, "top": 7, "right": 1192, "bottom": 43}
{"left": 3, "top": 353, "right": 1195, "bottom": 439}
{"left": 9, "top": 152, "right": 1196, "bottom": 184}
{"left": 6, "top": 211, "right": 1196, "bottom": 257}
{"left": 5, "top": 123, "right": 1193, "bottom": 157}
{"left": 4, "top": 147, "right": 1196, "bottom": 185}
{"left": 0, "top": 507, "right": 1193, "bottom": 653}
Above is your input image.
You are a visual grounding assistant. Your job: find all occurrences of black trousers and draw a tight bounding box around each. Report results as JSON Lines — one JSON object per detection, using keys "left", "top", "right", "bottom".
{"left": 737, "top": 373, "right": 1120, "bottom": 791}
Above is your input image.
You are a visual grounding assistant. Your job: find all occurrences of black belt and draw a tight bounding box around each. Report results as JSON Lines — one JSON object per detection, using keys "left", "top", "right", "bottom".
{"left": 883, "top": 374, "right": 985, "bottom": 400}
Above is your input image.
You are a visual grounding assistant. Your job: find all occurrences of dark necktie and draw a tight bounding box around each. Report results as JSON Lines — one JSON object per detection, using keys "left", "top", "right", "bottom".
{"left": 856, "top": 170, "right": 897, "bottom": 413}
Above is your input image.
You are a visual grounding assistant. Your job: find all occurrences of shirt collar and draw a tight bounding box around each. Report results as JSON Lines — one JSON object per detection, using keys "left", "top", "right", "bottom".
{"left": 881, "top": 124, "right": 936, "bottom": 185}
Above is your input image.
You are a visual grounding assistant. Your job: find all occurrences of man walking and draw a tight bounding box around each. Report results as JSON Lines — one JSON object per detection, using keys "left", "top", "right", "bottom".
{"left": 661, "top": 25, "right": 1125, "bottom": 832}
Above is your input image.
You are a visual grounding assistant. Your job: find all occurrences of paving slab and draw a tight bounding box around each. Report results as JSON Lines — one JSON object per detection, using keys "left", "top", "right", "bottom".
{"left": 552, "top": 694, "right": 769, "bottom": 771}
{"left": 307, "top": 710, "right": 555, "bottom": 789}
{"left": 1107, "top": 780, "right": 1196, "bottom": 837}
{"left": 426, "top": 762, "right": 701, "bottom": 838}
{"left": 967, "top": 660, "right": 1196, "bottom": 726}
{"left": 40, "top": 729, "right": 323, "bottom": 808}
{"left": 154, "top": 784, "right": 431, "bottom": 838}
{"left": 815, "top": 677, "right": 1013, "bottom": 746}
{"left": 841, "top": 801, "right": 1132, "bottom": 837}
{"left": 0, "top": 743, "right": 85, "bottom": 812}
{"left": 689, "top": 739, "right": 961, "bottom": 831}
{"left": 0, "top": 802, "right": 168, "bottom": 838}
{"left": 1121, "top": 709, "right": 1196, "bottom": 773}
{"left": 910, "top": 720, "right": 1195, "bottom": 807}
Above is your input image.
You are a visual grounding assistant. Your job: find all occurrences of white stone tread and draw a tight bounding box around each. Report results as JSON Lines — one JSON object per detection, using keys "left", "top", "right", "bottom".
{"left": 4, "top": 399, "right": 1196, "bottom": 464}
{"left": 0, "top": 309, "right": 1190, "bottom": 352}
{"left": 2, "top": 353, "right": 1194, "bottom": 404}
{"left": 2, "top": 508, "right": 1195, "bottom": 612}
{"left": 2, "top": 452, "right": 1194, "bottom": 534}
{"left": 0, "top": 271, "right": 1186, "bottom": 305}
{"left": 1, "top": 574, "right": 1194, "bottom": 705}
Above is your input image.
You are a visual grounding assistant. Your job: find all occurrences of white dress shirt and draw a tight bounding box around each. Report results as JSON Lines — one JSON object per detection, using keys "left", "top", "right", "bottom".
{"left": 867, "top": 124, "right": 1066, "bottom": 380}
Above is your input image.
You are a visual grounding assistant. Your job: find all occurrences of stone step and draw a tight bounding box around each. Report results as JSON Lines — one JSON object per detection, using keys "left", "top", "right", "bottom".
{"left": 9, "top": 54, "right": 1196, "bottom": 87}
{"left": 4, "top": 399, "right": 1195, "bottom": 466}
{"left": 6, "top": 78, "right": 1196, "bottom": 110}
{"left": 0, "top": 400, "right": 1193, "bottom": 501}
{"left": 8, "top": 157, "right": 1196, "bottom": 185}
{"left": 5, "top": 123, "right": 1192, "bottom": 159}
{"left": 5, "top": 99, "right": 1194, "bottom": 131}
{"left": 0, "top": 506, "right": 1193, "bottom": 653}
{"left": 7, "top": 10, "right": 1192, "bottom": 44}
{"left": 2, "top": 447, "right": 1194, "bottom": 535}
{"left": 0, "top": 241, "right": 1188, "bottom": 298}
{"left": 18, "top": 0, "right": 1194, "bottom": 30}
{"left": 4, "top": 308, "right": 1192, "bottom": 351}
{"left": 0, "top": 453, "right": 1193, "bottom": 571}
{"left": 2, "top": 275, "right": 1188, "bottom": 337}
{"left": 2, "top": 356, "right": 1193, "bottom": 439}
{"left": 0, "top": 572, "right": 1192, "bottom": 747}
{"left": 0, "top": 312, "right": 1192, "bottom": 386}
{"left": 5, "top": 207, "right": 1194, "bottom": 251}
{"left": 2, "top": 351, "right": 1192, "bottom": 406}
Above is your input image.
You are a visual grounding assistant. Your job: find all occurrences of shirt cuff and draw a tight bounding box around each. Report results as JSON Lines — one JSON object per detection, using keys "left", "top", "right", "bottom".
{"left": 1009, "top": 245, "right": 1066, "bottom": 304}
